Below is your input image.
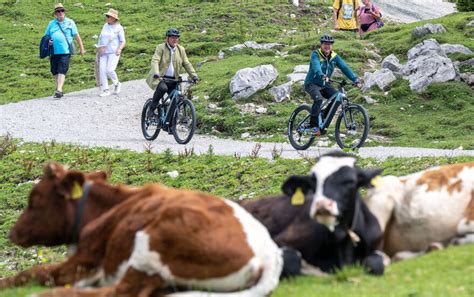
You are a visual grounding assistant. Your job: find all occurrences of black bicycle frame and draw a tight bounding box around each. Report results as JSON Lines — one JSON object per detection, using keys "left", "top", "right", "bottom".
{"left": 318, "top": 89, "right": 344, "bottom": 131}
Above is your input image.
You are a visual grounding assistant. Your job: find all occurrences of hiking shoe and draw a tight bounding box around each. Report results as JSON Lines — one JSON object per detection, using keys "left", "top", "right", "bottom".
{"left": 310, "top": 127, "right": 321, "bottom": 136}
{"left": 99, "top": 90, "right": 111, "bottom": 97}
{"left": 53, "top": 91, "right": 63, "bottom": 99}
{"left": 147, "top": 107, "right": 157, "bottom": 119}
{"left": 113, "top": 82, "right": 122, "bottom": 95}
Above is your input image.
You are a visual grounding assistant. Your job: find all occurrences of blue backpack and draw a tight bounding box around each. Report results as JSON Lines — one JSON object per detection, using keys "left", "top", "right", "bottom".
{"left": 39, "top": 35, "right": 53, "bottom": 58}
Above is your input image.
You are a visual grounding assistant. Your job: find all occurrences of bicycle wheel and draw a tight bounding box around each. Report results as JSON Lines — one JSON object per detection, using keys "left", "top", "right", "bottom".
{"left": 335, "top": 104, "right": 369, "bottom": 149}
{"left": 172, "top": 98, "right": 196, "bottom": 144}
{"left": 141, "top": 99, "right": 161, "bottom": 141}
{"left": 288, "top": 104, "right": 316, "bottom": 150}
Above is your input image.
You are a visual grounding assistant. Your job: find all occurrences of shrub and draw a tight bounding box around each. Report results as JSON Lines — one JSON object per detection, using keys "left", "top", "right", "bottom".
{"left": 455, "top": 0, "right": 474, "bottom": 11}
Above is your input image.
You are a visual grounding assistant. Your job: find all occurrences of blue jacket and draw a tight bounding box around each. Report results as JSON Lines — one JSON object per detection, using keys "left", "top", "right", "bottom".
{"left": 39, "top": 35, "right": 52, "bottom": 59}
{"left": 304, "top": 49, "right": 358, "bottom": 87}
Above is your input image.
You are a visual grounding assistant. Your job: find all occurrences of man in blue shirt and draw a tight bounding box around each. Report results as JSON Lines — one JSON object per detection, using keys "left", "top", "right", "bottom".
{"left": 304, "top": 35, "right": 361, "bottom": 136}
{"left": 44, "top": 3, "right": 85, "bottom": 98}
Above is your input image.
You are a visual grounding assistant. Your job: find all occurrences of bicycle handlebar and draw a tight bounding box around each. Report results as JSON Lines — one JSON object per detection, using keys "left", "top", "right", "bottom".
{"left": 158, "top": 77, "right": 197, "bottom": 84}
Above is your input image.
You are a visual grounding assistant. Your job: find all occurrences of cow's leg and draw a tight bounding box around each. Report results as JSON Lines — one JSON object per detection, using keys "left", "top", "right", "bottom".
{"left": 362, "top": 251, "right": 385, "bottom": 275}
{"left": 115, "top": 267, "right": 165, "bottom": 297}
{"left": 0, "top": 263, "right": 61, "bottom": 289}
{"left": 451, "top": 234, "right": 474, "bottom": 245}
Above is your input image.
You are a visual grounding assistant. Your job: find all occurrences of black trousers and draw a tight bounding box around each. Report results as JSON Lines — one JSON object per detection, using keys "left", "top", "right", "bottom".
{"left": 150, "top": 79, "right": 177, "bottom": 110}
{"left": 304, "top": 83, "right": 337, "bottom": 127}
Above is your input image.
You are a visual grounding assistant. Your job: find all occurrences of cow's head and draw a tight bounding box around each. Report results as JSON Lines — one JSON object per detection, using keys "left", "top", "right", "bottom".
{"left": 282, "top": 152, "right": 382, "bottom": 231}
{"left": 9, "top": 162, "right": 107, "bottom": 247}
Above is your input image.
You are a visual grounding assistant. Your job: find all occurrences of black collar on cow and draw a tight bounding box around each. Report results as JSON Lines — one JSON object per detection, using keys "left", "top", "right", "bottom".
{"left": 347, "top": 198, "right": 361, "bottom": 246}
{"left": 71, "top": 181, "right": 93, "bottom": 244}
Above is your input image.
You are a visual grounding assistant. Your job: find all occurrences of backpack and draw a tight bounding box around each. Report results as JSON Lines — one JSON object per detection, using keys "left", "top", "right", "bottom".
{"left": 337, "top": 0, "right": 356, "bottom": 18}
{"left": 39, "top": 35, "right": 53, "bottom": 59}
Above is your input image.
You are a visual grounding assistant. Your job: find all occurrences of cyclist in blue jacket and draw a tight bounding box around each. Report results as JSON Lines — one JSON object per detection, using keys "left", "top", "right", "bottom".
{"left": 304, "top": 34, "right": 361, "bottom": 136}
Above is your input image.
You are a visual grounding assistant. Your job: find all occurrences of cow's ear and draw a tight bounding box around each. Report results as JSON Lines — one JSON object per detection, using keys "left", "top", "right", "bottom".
{"left": 57, "top": 170, "right": 86, "bottom": 200}
{"left": 43, "top": 161, "right": 66, "bottom": 179}
{"left": 87, "top": 171, "right": 108, "bottom": 181}
{"left": 281, "top": 174, "right": 316, "bottom": 197}
{"left": 357, "top": 168, "right": 383, "bottom": 188}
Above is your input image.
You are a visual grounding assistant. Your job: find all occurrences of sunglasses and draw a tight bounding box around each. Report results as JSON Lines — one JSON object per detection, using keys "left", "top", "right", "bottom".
{"left": 106, "top": 15, "right": 111, "bottom": 18}
{"left": 55, "top": 9, "right": 65, "bottom": 13}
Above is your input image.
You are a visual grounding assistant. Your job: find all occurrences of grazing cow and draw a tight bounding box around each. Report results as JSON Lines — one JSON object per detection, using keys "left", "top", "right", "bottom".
{"left": 365, "top": 161, "right": 474, "bottom": 260}
{"left": 241, "top": 151, "right": 385, "bottom": 275}
{"left": 1, "top": 163, "right": 282, "bottom": 297}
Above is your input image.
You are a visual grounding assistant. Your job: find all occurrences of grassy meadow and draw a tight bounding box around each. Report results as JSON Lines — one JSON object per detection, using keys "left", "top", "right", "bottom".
{"left": 0, "top": 0, "right": 474, "bottom": 296}
{"left": 0, "top": 1, "right": 473, "bottom": 148}
{"left": 0, "top": 138, "right": 473, "bottom": 296}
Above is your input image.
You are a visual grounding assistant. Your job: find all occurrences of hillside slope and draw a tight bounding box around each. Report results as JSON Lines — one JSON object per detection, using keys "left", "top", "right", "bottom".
{"left": 0, "top": 1, "right": 473, "bottom": 149}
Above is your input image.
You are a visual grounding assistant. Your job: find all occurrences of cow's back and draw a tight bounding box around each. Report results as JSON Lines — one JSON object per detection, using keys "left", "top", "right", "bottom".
{"left": 369, "top": 162, "right": 474, "bottom": 255}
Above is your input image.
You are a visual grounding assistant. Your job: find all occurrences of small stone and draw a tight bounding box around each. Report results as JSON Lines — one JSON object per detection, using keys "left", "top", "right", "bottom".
{"left": 208, "top": 103, "right": 218, "bottom": 110}
{"left": 400, "top": 107, "right": 405, "bottom": 111}
{"left": 241, "top": 132, "right": 251, "bottom": 139}
{"left": 20, "top": 73, "right": 27, "bottom": 77}
{"left": 204, "top": 95, "right": 210, "bottom": 100}
{"left": 166, "top": 171, "right": 179, "bottom": 179}
{"left": 290, "top": 14, "right": 296, "bottom": 19}
{"left": 255, "top": 107, "right": 267, "bottom": 114}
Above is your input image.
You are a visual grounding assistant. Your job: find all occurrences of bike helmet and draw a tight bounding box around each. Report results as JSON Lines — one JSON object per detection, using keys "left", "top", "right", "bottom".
{"left": 166, "top": 28, "right": 180, "bottom": 37}
{"left": 320, "top": 34, "right": 334, "bottom": 44}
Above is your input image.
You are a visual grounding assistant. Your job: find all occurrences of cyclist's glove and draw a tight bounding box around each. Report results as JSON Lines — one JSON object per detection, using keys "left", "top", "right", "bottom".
{"left": 192, "top": 75, "right": 199, "bottom": 83}
{"left": 153, "top": 73, "right": 160, "bottom": 79}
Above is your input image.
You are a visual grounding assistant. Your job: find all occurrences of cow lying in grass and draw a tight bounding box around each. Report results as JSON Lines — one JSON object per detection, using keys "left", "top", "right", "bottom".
{"left": 365, "top": 161, "right": 474, "bottom": 261}
{"left": 1, "top": 162, "right": 282, "bottom": 297}
{"left": 241, "top": 151, "right": 385, "bottom": 275}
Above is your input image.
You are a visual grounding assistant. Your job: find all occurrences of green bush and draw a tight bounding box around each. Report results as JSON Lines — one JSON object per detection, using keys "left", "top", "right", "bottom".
{"left": 456, "top": 0, "right": 474, "bottom": 11}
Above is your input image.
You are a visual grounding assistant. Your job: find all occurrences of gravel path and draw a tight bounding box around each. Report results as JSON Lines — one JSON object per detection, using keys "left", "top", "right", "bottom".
{"left": 1, "top": 79, "right": 473, "bottom": 160}
{"left": 372, "top": 0, "right": 456, "bottom": 23}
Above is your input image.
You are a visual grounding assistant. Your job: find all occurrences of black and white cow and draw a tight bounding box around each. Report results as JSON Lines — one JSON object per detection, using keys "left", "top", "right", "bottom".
{"left": 241, "top": 151, "right": 385, "bottom": 275}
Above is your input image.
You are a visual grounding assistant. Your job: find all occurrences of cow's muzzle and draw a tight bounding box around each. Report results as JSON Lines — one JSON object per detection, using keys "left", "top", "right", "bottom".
{"left": 311, "top": 198, "right": 339, "bottom": 231}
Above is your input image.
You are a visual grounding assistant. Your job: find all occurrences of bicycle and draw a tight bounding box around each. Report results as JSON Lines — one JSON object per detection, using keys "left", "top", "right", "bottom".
{"left": 141, "top": 77, "right": 197, "bottom": 144}
{"left": 288, "top": 79, "right": 369, "bottom": 150}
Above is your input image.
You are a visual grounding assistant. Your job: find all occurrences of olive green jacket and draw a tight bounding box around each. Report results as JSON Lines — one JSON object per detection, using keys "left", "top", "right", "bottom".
{"left": 146, "top": 43, "right": 197, "bottom": 90}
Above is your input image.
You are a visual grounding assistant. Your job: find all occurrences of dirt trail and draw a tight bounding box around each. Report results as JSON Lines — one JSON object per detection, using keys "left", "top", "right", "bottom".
{"left": 372, "top": 0, "right": 456, "bottom": 23}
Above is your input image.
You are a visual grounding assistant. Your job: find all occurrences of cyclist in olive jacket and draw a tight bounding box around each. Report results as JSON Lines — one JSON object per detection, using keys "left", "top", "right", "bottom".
{"left": 304, "top": 34, "right": 361, "bottom": 136}
{"left": 146, "top": 28, "right": 199, "bottom": 117}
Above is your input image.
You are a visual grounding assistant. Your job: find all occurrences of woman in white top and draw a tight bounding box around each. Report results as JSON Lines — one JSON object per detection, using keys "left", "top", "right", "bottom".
{"left": 97, "top": 8, "right": 125, "bottom": 97}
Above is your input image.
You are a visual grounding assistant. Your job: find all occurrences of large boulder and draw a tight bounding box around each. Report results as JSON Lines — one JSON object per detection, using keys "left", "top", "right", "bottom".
{"left": 362, "top": 68, "right": 397, "bottom": 92}
{"left": 229, "top": 64, "right": 279, "bottom": 100}
{"left": 440, "top": 44, "right": 473, "bottom": 55}
{"left": 403, "top": 53, "right": 457, "bottom": 92}
{"left": 293, "top": 65, "right": 309, "bottom": 73}
{"left": 287, "top": 73, "right": 306, "bottom": 83}
{"left": 268, "top": 81, "right": 293, "bottom": 102}
{"left": 381, "top": 54, "right": 404, "bottom": 75}
{"left": 411, "top": 24, "right": 447, "bottom": 38}
{"left": 228, "top": 41, "right": 284, "bottom": 51}
{"left": 407, "top": 39, "right": 445, "bottom": 60}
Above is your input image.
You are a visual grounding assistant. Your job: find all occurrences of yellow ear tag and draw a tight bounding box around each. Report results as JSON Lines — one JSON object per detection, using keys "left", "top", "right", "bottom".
{"left": 370, "top": 176, "right": 382, "bottom": 188}
{"left": 71, "top": 182, "right": 83, "bottom": 200}
{"left": 291, "top": 188, "right": 305, "bottom": 205}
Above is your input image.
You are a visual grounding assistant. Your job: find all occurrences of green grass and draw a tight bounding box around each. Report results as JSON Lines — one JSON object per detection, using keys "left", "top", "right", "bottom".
{"left": 0, "top": 139, "right": 473, "bottom": 295}
{"left": 1, "top": 1, "right": 473, "bottom": 148}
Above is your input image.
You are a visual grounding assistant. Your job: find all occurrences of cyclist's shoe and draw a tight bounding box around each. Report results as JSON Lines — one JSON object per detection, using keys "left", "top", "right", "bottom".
{"left": 310, "top": 127, "right": 321, "bottom": 136}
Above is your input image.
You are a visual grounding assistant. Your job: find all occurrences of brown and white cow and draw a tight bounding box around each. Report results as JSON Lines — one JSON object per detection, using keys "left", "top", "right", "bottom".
{"left": 365, "top": 161, "right": 474, "bottom": 260}
{"left": 1, "top": 163, "right": 282, "bottom": 297}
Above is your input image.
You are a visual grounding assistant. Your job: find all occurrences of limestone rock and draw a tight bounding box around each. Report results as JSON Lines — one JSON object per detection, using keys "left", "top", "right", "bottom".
{"left": 381, "top": 54, "right": 404, "bottom": 75}
{"left": 229, "top": 64, "right": 279, "bottom": 100}
{"left": 411, "top": 24, "right": 446, "bottom": 38}
{"left": 362, "top": 68, "right": 397, "bottom": 91}
{"left": 440, "top": 44, "right": 473, "bottom": 55}
{"left": 407, "top": 39, "right": 445, "bottom": 60}
{"left": 268, "top": 82, "right": 293, "bottom": 102}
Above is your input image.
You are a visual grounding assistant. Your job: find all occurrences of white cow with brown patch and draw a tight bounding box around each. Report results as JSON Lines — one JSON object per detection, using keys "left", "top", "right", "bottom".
{"left": 365, "top": 162, "right": 474, "bottom": 260}
{"left": 1, "top": 163, "right": 282, "bottom": 297}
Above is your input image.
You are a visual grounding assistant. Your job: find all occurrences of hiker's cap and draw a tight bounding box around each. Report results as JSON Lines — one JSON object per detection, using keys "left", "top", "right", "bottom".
{"left": 54, "top": 3, "right": 65, "bottom": 12}
{"left": 105, "top": 8, "right": 119, "bottom": 20}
